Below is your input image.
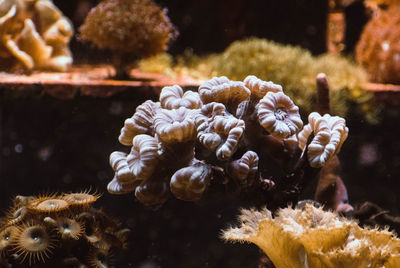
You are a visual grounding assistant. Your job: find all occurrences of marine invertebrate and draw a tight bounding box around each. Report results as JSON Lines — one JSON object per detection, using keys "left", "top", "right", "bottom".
{"left": 298, "top": 112, "right": 348, "bottom": 168}
{"left": 0, "top": 0, "right": 73, "bottom": 72}
{"left": 172, "top": 38, "right": 378, "bottom": 122}
{"left": 108, "top": 75, "right": 348, "bottom": 207}
{"left": 13, "top": 223, "right": 55, "bottom": 265}
{"left": 223, "top": 204, "right": 400, "bottom": 268}
{"left": 79, "top": 0, "right": 178, "bottom": 79}
{"left": 0, "top": 193, "right": 129, "bottom": 267}
{"left": 257, "top": 91, "right": 303, "bottom": 140}
{"left": 356, "top": 3, "right": 400, "bottom": 84}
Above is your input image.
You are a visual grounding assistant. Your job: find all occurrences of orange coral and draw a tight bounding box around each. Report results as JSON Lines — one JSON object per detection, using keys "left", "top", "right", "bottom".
{"left": 356, "top": 4, "right": 400, "bottom": 83}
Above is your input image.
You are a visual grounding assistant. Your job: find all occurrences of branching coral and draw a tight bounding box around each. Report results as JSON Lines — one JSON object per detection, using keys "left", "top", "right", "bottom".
{"left": 0, "top": 192, "right": 129, "bottom": 267}
{"left": 79, "top": 0, "right": 178, "bottom": 79}
{"left": 356, "top": 3, "right": 400, "bottom": 84}
{"left": 0, "top": 0, "right": 73, "bottom": 72}
{"left": 108, "top": 75, "right": 348, "bottom": 208}
{"left": 223, "top": 204, "right": 400, "bottom": 268}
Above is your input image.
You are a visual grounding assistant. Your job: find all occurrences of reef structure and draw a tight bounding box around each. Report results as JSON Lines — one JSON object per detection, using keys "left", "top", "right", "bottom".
{"left": 0, "top": 192, "right": 129, "bottom": 267}
{"left": 108, "top": 75, "right": 349, "bottom": 209}
{"left": 223, "top": 204, "right": 400, "bottom": 268}
{"left": 0, "top": 0, "right": 73, "bottom": 72}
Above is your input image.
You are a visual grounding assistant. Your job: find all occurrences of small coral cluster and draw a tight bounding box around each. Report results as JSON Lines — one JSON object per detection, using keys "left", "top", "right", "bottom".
{"left": 356, "top": 3, "right": 400, "bottom": 84}
{"left": 0, "top": 0, "right": 73, "bottom": 72}
{"left": 108, "top": 75, "right": 348, "bottom": 207}
{"left": 223, "top": 204, "right": 400, "bottom": 268}
{"left": 0, "top": 192, "right": 129, "bottom": 267}
{"left": 80, "top": 0, "right": 177, "bottom": 78}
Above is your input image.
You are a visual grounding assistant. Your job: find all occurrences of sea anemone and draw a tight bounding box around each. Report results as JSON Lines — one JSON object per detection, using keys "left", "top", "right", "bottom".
{"left": 0, "top": 226, "right": 18, "bottom": 254}
{"left": 28, "top": 195, "right": 70, "bottom": 213}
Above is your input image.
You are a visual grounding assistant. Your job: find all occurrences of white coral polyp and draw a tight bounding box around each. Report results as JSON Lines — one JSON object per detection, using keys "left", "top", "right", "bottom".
{"left": 119, "top": 100, "right": 160, "bottom": 146}
{"left": 298, "top": 112, "right": 349, "bottom": 168}
{"left": 127, "top": 134, "right": 159, "bottom": 180}
{"left": 170, "top": 163, "right": 212, "bottom": 201}
{"left": 196, "top": 103, "right": 245, "bottom": 160}
{"left": 108, "top": 151, "right": 137, "bottom": 194}
{"left": 154, "top": 107, "right": 196, "bottom": 143}
{"left": 199, "top": 76, "right": 250, "bottom": 106}
{"left": 244, "top": 75, "right": 282, "bottom": 99}
{"left": 257, "top": 91, "right": 303, "bottom": 140}
{"left": 160, "top": 85, "right": 202, "bottom": 109}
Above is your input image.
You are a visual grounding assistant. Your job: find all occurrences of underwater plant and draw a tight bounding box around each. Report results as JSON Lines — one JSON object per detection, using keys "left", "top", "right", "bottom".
{"left": 0, "top": 192, "right": 129, "bottom": 267}
{"left": 107, "top": 74, "right": 349, "bottom": 211}
{"left": 79, "top": 0, "right": 178, "bottom": 79}
{"left": 356, "top": 2, "right": 400, "bottom": 84}
{"left": 223, "top": 203, "right": 400, "bottom": 268}
{"left": 0, "top": 0, "right": 73, "bottom": 72}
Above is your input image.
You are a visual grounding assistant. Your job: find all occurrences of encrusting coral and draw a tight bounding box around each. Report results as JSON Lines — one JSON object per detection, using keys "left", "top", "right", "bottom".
{"left": 79, "top": 0, "right": 178, "bottom": 79}
{"left": 0, "top": 192, "right": 129, "bottom": 267}
{"left": 108, "top": 74, "right": 349, "bottom": 208}
{"left": 0, "top": 0, "right": 73, "bottom": 72}
{"left": 223, "top": 204, "right": 400, "bottom": 268}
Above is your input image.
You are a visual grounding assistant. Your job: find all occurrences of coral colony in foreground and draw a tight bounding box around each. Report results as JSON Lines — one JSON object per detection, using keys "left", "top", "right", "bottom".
{"left": 0, "top": 0, "right": 73, "bottom": 72}
{"left": 107, "top": 74, "right": 349, "bottom": 211}
{"left": 223, "top": 204, "right": 400, "bottom": 268}
{"left": 0, "top": 192, "right": 129, "bottom": 268}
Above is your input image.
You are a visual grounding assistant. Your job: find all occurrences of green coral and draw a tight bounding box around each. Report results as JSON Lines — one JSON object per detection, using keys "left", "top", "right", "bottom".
{"left": 139, "top": 38, "right": 380, "bottom": 123}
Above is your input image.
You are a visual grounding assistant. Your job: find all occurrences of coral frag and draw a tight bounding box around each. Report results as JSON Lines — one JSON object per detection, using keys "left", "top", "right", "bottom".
{"left": 108, "top": 75, "right": 349, "bottom": 208}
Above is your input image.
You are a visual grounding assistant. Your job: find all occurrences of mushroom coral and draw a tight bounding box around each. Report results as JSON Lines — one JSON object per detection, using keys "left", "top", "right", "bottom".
{"left": 0, "top": 192, "right": 129, "bottom": 267}
{"left": 223, "top": 204, "right": 400, "bottom": 268}
{"left": 0, "top": 0, "right": 73, "bottom": 72}
{"left": 108, "top": 75, "right": 348, "bottom": 207}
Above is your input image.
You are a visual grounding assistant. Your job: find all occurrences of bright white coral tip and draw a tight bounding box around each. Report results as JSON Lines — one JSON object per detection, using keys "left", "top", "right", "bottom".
{"left": 257, "top": 91, "right": 303, "bottom": 140}
{"left": 160, "top": 85, "right": 202, "bottom": 109}
{"left": 244, "top": 75, "right": 282, "bottom": 99}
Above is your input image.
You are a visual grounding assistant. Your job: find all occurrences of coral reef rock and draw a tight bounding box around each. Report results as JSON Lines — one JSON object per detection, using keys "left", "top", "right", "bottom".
{"left": 223, "top": 204, "right": 400, "bottom": 268}
{"left": 0, "top": 0, "right": 73, "bottom": 72}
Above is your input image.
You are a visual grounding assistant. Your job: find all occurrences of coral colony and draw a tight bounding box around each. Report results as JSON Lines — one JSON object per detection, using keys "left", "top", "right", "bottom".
{"left": 79, "top": 0, "right": 178, "bottom": 79}
{"left": 223, "top": 204, "right": 400, "bottom": 268}
{"left": 107, "top": 75, "right": 350, "bottom": 212}
{"left": 0, "top": 192, "right": 129, "bottom": 267}
{"left": 0, "top": 0, "right": 73, "bottom": 72}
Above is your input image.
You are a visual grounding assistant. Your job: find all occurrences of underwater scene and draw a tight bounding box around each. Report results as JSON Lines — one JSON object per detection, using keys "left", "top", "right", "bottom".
{"left": 1, "top": 0, "right": 400, "bottom": 267}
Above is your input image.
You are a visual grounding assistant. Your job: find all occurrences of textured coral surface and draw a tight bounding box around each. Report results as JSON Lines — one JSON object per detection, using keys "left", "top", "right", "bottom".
{"left": 0, "top": 192, "right": 129, "bottom": 268}
{"left": 224, "top": 204, "right": 400, "bottom": 268}
{"left": 0, "top": 0, "right": 73, "bottom": 72}
{"left": 356, "top": 4, "right": 400, "bottom": 84}
{"left": 108, "top": 75, "right": 348, "bottom": 208}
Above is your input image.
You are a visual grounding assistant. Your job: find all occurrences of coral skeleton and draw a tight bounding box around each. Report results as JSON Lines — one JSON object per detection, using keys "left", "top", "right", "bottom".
{"left": 0, "top": 0, "right": 73, "bottom": 72}
{"left": 223, "top": 204, "right": 400, "bottom": 268}
{"left": 0, "top": 192, "right": 129, "bottom": 267}
{"left": 108, "top": 75, "right": 349, "bottom": 208}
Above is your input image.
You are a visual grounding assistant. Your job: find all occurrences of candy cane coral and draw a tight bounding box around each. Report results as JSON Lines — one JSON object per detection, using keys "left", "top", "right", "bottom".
{"left": 108, "top": 74, "right": 349, "bottom": 208}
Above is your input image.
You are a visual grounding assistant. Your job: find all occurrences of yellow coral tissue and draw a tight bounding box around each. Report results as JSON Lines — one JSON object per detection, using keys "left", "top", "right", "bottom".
{"left": 223, "top": 204, "right": 400, "bottom": 268}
